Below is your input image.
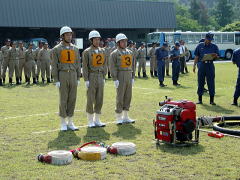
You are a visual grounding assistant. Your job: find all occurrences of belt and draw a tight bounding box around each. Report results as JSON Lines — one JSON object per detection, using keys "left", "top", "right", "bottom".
{"left": 202, "top": 60, "right": 213, "bottom": 64}
{"left": 60, "top": 69, "right": 76, "bottom": 72}
{"left": 89, "top": 69, "right": 104, "bottom": 73}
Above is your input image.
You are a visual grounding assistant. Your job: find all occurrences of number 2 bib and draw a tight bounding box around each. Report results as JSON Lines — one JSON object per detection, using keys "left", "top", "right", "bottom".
{"left": 60, "top": 50, "right": 76, "bottom": 63}
{"left": 92, "top": 54, "right": 104, "bottom": 67}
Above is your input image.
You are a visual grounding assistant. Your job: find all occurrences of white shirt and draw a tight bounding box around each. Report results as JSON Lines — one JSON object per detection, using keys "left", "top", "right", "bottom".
{"left": 180, "top": 45, "right": 185, "bottom": 55}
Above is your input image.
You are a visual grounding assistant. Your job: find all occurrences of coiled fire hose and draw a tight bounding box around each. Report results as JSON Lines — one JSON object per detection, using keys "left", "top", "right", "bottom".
{"left": 198, "top": 116, "right": 240, "bottom": 138}
{"left": 70, "top": 141, "right": 136, "bottom": 160}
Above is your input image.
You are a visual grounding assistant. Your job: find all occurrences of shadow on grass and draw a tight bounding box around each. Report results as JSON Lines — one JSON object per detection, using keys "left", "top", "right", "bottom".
{"left": 156, "top": 142, "right": 205, "bottom": 155}
{"left": 201, "top": 104, "right": 234, "bottom": 114}
{"left": 2, "top": 84, "right": 17, "bottom": 89}
{"left": 48, "top": 131, "right": 81, "bottom": 149}
{"left": 172, "top": 85, "right": 190, "bottom": 89}
{"left": 112, "top": 123, "right": 141, "bottom": 139}
{"left": 83, "top": 127, "right": 110, "bottom": 142}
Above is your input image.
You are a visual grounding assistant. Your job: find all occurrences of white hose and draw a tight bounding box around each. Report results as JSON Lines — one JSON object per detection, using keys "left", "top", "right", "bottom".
{"left": 47, "top": 150, "right": 73, "bottom": 165}
{"left": 111, "top": 142, "right": 136, "bottom": 155}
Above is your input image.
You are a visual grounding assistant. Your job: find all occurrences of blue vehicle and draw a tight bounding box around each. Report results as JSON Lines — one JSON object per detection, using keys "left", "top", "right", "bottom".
{"left": 147, "top": 31, "right": 240, "bottom": 60}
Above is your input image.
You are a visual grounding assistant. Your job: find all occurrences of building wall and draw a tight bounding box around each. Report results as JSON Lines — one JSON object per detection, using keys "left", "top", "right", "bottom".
{"left": 0, "top": 27, "right": 174, "bottom": 48}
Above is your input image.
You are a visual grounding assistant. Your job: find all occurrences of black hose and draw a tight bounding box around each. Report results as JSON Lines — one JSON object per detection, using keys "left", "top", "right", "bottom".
{"left": 222, "top": 116, "right": 240, "bottom": 121}
{"left": 213, "top": 121, "right": 240, "bottom": 136}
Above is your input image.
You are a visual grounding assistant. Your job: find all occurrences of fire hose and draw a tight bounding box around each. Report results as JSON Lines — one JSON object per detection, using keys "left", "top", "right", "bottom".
{"left": 198, "top": 115, "right": 240, "bottom": 137}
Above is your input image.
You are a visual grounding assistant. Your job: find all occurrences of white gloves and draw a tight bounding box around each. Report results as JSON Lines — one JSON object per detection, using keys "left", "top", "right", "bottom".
{"left": 114, "top": 80, "right": 119, "bottom": 88}
{"left": 85, "top": 81, "right": 90, "bottom": 88}
{"left": 55, "top": 82, "right": 60, "bottom": 88}
{"left": 132, "top": 79, "right": 135, "bottom": 86}
{"left": 77, "top": 80, "right": 80, "bottom": 86}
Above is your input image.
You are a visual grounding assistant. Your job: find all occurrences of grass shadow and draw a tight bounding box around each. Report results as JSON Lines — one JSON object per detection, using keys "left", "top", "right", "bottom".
{"left": 83, "top": 127, "right": 110, "bottom": 142}
{"left": 48, "top": 131, "right": 81, "bottom": 149}
{"left": 201, "top": 104, "right": 234, "bottom": 114}
{"left": 2, "top": 84, "right": 18, "bottom": 89}
{"left": 173, "top": 85, "right": 190, "bottom": 89}
{"left": 156, "top": 142, "right": 205, "bottom": 155}
{"left": 112, "top": 123, "right": 141, "bottom": 139}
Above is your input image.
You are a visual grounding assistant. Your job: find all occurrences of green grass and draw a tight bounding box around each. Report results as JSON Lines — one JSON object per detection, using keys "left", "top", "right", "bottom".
{"left": 0, "top": 62, "right": 240, "bottom": 180}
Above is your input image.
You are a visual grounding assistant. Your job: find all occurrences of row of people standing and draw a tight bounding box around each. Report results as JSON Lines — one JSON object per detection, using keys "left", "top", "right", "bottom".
{"left": 151, "top": 40, "right": 189, "bottom": 87}
{"left": 0, "top": 39, "right": 52, "bottom": 86}
{"left": 52, "top": 26, "right": 136, "bottom": 131}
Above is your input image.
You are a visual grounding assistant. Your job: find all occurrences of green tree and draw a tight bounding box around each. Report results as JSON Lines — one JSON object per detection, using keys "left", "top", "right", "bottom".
{"left": 215, "top": 0, "right": 234, "bottom": 27}
{"left": 221, "top": 21, "right": 240, "bottom": 32}
{"left": 189, "top": 0, "right": 210, "bottom": 27}
{"left": 176, "top": 15, "right": 203, "bottom": 31}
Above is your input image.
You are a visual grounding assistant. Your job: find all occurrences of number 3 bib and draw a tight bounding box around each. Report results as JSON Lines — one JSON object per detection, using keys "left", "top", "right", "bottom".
{"left": 121, "top": 54, "right": 132, "bottom": 68}
{"left": 60, "top": 50, "right": 76, "bottom": 63}
{"left": 92, "top": 54, "right": 104, "bottom": 67}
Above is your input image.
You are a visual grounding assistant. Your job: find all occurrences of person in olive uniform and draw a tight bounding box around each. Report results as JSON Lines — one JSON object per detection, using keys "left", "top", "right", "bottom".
{"left": 110, "top": 33, "right": 135, "bottom": 124}
{"left": 82, "top": 30, "right": 107, "bottom": 128}
{"left": 1, "top": 39, "right": 11, "bottom": 84}
{"left": 52, "top": 26, "right": 81, "bottom": 131}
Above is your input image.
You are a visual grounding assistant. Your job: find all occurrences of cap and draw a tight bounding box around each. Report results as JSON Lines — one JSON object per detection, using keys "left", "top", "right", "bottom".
{"left": 205, "top": 32, "right": 214, "bottom": 41}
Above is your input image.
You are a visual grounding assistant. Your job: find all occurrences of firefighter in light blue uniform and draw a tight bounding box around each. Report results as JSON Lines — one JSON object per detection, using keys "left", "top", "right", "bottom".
{"left": 170, "top": 42, "right": 181, "bottom": 86}
{"left": 193, "top": 33, "right": 219, "bottom": 105}
{"left": 155, "top": 42, "right": 169, "bottom": 87}
{"left": 231, "top": 48, "right": 240, "bottom": 106}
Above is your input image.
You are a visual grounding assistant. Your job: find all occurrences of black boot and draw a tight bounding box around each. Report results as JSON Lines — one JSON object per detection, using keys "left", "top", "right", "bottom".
{"left": 231, "top": 97, "right": 238, "bottom": 106}
{"left": 196, "top": 96, "right": 203, "bottom": 104}
{"left": 51, "top": 75, "right": 53, "bottom": 82}
{"left": 210, "top": 96, "right": 216, "bottom": 105}
{"left": 25, "top": 75, "right": 28, "bottom": 83}
{"left": 3, "top": 78, "right": 5, "bottom": 84}
{"left": 36, "top": 76, "right": 39, "bottom": 83}
{"left": 185, "top": 67, "right": 189, "bottom": 73}
{"left": 0, "top": 79, "right": 2, "bottom": 86}
{"left": 26, "top": 78, "right": 30, "bottom": 85}
{"left": 16, "top": 77, "right": 20, "bottom": 85}
{"left": 19, "top": 77, "right": 22, "bottom": 84}
{"left": 166, "top": 70, "right": 169, "bottom": 76}
{"left": 159, "top": 81, "right": 167, "bottom": 87}
{"left": 150, "top": 71, "right": 153, "bottom": 77}
{"left": 9, "top": 78, "right": 13, "bottom": 85}
{"left": 138, "top": 72, "right": 141, "bottom": 78}
{"left": 33, "top": 78, "right": 37, "bottom": 84}
{"left": 143, "top": 72, "right": 148, "bottom": 78}
{"left": 154, "top": 71, "right": 158, "bottom": 77}
{"left": 42, "top": 78, "right": 45, "bottom": 84}
{"left": 47, "top": 78, "right": 51, "bottom": 83}
{"left": 173, "top": 80, "right": 180, "bottom": 86}
{"left": 108, "top": 72, "right": 111, "bottom": 79}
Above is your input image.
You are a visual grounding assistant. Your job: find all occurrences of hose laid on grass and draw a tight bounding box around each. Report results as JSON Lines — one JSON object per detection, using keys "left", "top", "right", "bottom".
{"left": 213, "top": 121, "right": 240, "bottom": 136}
{"left": 199, "top": 116, "right": 240, "bottom": 137}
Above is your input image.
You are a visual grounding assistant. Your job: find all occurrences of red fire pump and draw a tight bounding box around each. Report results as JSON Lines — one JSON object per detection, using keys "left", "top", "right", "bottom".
{"left": 153, "top": 97, "right": 200, "bottom": 146}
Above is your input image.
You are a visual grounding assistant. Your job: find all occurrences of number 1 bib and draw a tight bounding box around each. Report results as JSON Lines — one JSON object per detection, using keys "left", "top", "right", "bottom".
{"left": 60, "top": 50, "right": 76, "bottom": 63}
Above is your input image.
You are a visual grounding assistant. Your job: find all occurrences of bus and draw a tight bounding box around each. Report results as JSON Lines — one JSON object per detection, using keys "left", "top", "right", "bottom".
{"left": 147, "top": 31, "right": 240, "bottom": 60}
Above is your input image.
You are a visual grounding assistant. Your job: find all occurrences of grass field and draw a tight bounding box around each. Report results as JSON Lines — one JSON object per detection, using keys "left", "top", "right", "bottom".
{"left": 0, "top": 62, "right": 240, "bottom": 180}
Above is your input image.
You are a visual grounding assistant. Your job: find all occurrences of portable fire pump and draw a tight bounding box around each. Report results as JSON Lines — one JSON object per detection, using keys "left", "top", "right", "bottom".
{"left": 153, "top": 97, "right": 200, "bottom": 146}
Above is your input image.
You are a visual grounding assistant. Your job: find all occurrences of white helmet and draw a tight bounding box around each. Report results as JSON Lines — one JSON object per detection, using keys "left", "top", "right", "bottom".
{"left": 89, "top": 30, "right": 101, "bottom": 40}
{"left": 116, "top": 33, "right": 128, "bottom": 43}
{"left": 60, "top": 26, "right": 72, "bottom": 36}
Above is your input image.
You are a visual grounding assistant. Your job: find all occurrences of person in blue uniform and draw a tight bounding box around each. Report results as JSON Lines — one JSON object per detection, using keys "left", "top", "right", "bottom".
{"left": 155, "top": 42, "right": 169, "bottom": 87}
{"left": 193, "top": 33, "right": 219, "bottom": 105}
{"left": 170, "top": 42, "right": 181, "bottom": 86}
{"left": 231, "top": 48, "right": 240, "bottom": 106}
